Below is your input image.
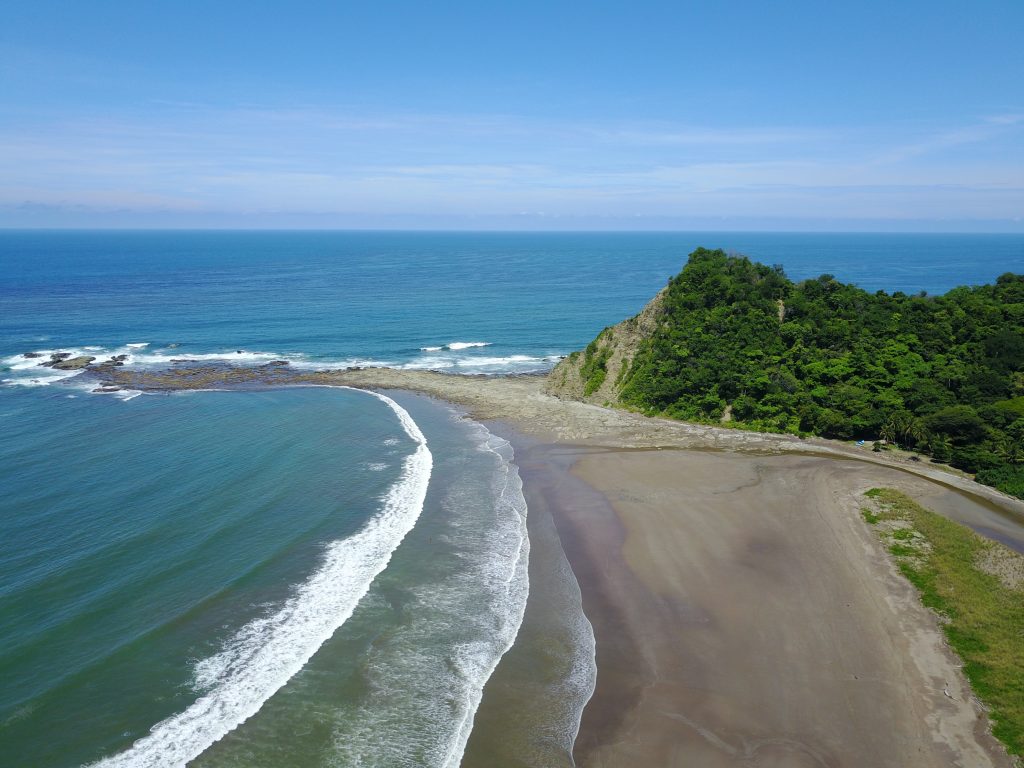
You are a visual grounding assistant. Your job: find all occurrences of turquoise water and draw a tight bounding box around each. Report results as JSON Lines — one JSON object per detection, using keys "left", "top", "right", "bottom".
{"left": 2, "top": 231, "right": 1023, "bottom": 766}
{"left": 0, "top": 387, "right": 546, "bottom": 767}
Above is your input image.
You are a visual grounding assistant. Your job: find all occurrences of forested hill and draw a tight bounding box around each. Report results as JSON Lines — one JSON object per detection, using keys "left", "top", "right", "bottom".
{"left": 547, "top": 247, "right": 1024, "bottom": 499}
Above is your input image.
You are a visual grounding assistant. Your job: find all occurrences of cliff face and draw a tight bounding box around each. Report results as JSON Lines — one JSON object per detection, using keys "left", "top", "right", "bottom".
{"left": 544, "top": 286, "right": 666, "bottom": 405}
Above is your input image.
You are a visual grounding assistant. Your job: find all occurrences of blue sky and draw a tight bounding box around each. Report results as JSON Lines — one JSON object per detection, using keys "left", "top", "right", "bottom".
{"left": 1, "top": 1, "right": 1022, "bottom": 230}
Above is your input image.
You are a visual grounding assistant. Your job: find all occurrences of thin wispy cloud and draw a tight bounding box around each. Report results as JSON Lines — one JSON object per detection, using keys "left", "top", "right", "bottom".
{"left": 872, "top": 115, "right": 1024, "bottom": 164}
{"left": 2, "top": 2, "right": 1022, "bottom": 229}
{"left": 1, "top": 102, "right": 1022, "bottom": 226}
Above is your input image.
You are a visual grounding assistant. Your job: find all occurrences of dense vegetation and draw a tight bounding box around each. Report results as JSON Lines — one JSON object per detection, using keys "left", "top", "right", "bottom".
{"left": 618, "top": 248, "right": 1024, "bottom": 498}
{"left": 579, "top": 338, "right": 612, "bottom": 396}
{"left": 862, "top": 489, "right": 1023, "bottom": 755}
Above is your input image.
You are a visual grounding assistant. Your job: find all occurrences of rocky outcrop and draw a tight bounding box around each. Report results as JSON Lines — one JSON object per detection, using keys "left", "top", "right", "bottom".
{"left": 49, "top": 355, "right": 96, "bottom": 370}
{"left": 544, "top": 286, "right": 666, "bottom": 405}
{"left": 92, "top": 354, "right": 129, "bottom": 369}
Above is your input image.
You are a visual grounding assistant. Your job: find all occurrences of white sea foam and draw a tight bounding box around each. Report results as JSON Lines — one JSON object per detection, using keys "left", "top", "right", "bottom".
{"left": 0, "top": 350, "right": 87, "bottom": 387}
{"left": 400, "top": 352, "right": 561, "bottom": 374}
{"left": 455, "top": 354, "right": 543, "bottom": 367}
{"left": 446, "top": 341, "right": 491, "bottom": 350}
{"left": 286, "top": 357, "right": 393, "bottom": 371}
{"left": 88, "top": 389, "right": 432, "bottom": 768}
{"left": 2, "top": 370, "right": 81, "bottom": 387}
{"left": 2, "top": 350, "right": 76, "bottom": 371}
{"left": 2, "top": 339, "right": 563, "bottom": 389}
{"left": 437, "top": 428, "right": 530, "bottom": 768}
{"left": 330, "top": 414, "right": 529, "bottom": 768}
{"left": 400, "top": 355, "right": 457, "bottom": 371}
{"left": 554, "top": 528, "right": 597, "bottom": 754}
{"left": 129, "top": 349, "right": 284, "bottom": 366}
{"left": 1, "top": 346, "right": 137, "bottom": 387}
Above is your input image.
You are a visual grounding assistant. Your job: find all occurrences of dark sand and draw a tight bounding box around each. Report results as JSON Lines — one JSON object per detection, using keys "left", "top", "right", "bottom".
{"left": 565, "top": 448, "right": 1015, "bottom": 767}
{"left": 85, "top": 367, "right": 1024, "bottom": 766}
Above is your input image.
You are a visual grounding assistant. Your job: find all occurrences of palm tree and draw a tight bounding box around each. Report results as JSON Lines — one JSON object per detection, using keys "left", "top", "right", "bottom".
{"left": 881, "top": 411, "right": 918, "bottom": 448}
{"left": 996, "top": 439, "right": 1023, "bottom": 466}
{"left": 905, "top": 418, "right": 928, "bottom": 449}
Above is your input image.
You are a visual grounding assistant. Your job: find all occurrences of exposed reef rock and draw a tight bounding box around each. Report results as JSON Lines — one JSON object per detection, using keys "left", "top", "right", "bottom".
{"left": 86, "top": 361, "right": 352, "bottom": 391}
{"left": 50, "top": 355, "right": 96, "bottom": 370}
{"left": 92, "top": 354, "right": 130, "bottom": 370}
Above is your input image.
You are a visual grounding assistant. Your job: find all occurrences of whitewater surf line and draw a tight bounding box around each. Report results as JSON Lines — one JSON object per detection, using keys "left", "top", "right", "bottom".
{"left": 87, "top": 388, "right": 432, "bottom": 768}
{"left": 439, "top": 429, "right": 530, "bottom": 768}
{"left": 324, "top": 412, "right": 531, "bottom": 768}
{"left": 2, "top": 341, "right": 566, "bottom": 390}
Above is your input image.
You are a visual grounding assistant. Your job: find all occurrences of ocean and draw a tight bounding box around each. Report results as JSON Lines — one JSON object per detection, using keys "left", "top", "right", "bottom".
{"left": 2, "top": 230, "right": 1023, "bottom": 767}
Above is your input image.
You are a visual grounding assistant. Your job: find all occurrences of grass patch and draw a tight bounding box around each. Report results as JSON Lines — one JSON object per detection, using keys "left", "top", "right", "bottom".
{"left": 580, "top": 339, "right": 612, "bottom": 397}
{"left": 862, "top": 488, "right": 1024, "bottom": 756}
{"left": 861, "top": 507, "right": 881, "bottom": 525}
{"left": 887, "top": 542, "right": 918, "bottom": 556}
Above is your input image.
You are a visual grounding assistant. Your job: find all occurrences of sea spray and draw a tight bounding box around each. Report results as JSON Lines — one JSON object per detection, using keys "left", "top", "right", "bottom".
{"left": 87, "top": 389, "right": 432, "bottom": 768}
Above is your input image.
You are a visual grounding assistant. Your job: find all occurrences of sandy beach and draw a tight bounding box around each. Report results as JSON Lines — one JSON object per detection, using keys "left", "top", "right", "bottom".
{"left": 565, "top": 448, "right": 1016, "bottom": 766}
{"left": 93, "top": 365, "right": 1024, "bottom": 766}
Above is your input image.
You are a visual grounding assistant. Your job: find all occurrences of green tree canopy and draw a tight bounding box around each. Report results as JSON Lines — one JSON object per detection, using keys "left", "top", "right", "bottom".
{"left": 615, "top": 248, "right": 1024, "bottom": 498}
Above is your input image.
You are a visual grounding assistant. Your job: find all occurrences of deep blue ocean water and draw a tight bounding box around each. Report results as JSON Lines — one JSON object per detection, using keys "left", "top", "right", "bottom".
{"left": 3, "top": 231, "right": 1023, "bottom": 378}
{"left": 1, "top": 230, "right": 1023, "bottom": 767}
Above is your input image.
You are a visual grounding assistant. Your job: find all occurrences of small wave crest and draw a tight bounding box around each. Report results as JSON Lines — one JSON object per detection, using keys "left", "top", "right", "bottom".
{"left": 329, "top": 415, "right": 530, "bottom": 768}
{"left": 419, "top": 341, "right": 491, "bottom": 351}
{"left": 88, "top": 389, "right": 432, "bottom": 768}
{"left": 445, "top": 341, "right": 491, "bottom": 350}
{"left": 439, "top": 427, "right": 530, "bottom": 767}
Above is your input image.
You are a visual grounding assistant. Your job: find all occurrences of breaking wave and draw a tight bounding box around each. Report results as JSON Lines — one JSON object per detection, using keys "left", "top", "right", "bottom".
{"left": 87, "top": 389, "right": 432, "bottom": 768}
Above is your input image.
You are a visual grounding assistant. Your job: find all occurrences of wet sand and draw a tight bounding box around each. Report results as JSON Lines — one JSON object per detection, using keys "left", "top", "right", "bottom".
{"left": 565, "top": 448, "right": 1014, "bottom": 767}
{"left": 353, "top": 373, "right": 1020, "bottom": 767}
{"left": 87, "top": 367, "right": 1024, "bottom": 766}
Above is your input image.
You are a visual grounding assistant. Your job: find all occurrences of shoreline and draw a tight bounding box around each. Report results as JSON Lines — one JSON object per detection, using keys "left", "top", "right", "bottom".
{"left": 89, "top": 365, "right": 1024, "bottom": 523}
{"left": 82, "top": 365, "right": 1022, "bottom": 765}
